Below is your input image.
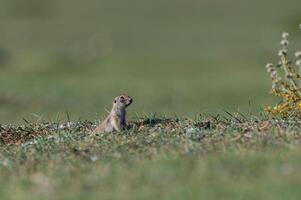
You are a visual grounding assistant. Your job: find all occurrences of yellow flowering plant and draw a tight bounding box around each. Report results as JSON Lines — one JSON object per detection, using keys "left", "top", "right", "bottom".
{"left": 265, "top": 23, "right": 301, "bottom": 118}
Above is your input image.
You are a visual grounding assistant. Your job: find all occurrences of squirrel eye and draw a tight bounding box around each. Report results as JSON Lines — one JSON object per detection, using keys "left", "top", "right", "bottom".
{"left": 114, "top": 100, "right": 117, "bottom": 103}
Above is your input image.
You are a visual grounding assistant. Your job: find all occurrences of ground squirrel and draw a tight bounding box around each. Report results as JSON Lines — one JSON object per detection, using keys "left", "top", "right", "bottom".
{"left": 92, "top": 94, "right": 133, "bottom": 133}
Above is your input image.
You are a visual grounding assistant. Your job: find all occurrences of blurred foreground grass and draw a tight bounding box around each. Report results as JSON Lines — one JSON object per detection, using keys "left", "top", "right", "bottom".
{"left": 1, "top": 116, "right": 301, "bottom": 200}
{"left": 0, "top": 0, "right": 300, "bottom": 123}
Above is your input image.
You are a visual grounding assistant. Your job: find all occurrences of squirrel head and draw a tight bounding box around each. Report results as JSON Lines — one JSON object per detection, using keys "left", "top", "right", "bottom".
{"left": 113, "top": 94, "right": 133, "bottom": 110}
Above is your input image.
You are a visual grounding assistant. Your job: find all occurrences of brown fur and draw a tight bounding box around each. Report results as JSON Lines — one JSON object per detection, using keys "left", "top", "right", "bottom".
{"left": 92, "top": 94, "right": 133, "bottom": 133}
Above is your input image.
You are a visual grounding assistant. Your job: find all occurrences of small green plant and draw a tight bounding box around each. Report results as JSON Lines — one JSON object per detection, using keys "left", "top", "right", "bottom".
{"left": 265, "top": 23, "right": 301, "bottom": 118}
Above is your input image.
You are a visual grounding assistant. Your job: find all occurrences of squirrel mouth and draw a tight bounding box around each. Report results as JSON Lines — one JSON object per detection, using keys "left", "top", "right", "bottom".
{"left": 127, "top": 99, "right": 133, "bottom": 105}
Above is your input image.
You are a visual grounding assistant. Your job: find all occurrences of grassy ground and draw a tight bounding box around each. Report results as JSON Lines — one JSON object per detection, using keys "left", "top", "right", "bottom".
{"left": 1, "top": 115, "right": 301, "bottom": 200}
{"left": 1, "top": 0, "right": 301, "bottom": 199}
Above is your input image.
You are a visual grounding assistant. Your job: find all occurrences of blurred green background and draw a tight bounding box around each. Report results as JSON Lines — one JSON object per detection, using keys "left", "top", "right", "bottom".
{"left": 0, "top": 0, "right": 300, "bottom": 123}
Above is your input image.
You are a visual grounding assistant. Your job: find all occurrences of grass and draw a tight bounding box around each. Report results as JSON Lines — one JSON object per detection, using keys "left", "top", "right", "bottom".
{"left": 1, "top": 114, "right": 301, "bottom": 200}
{"left": 0, "top": 0, "right": 301, "bottom": 199}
